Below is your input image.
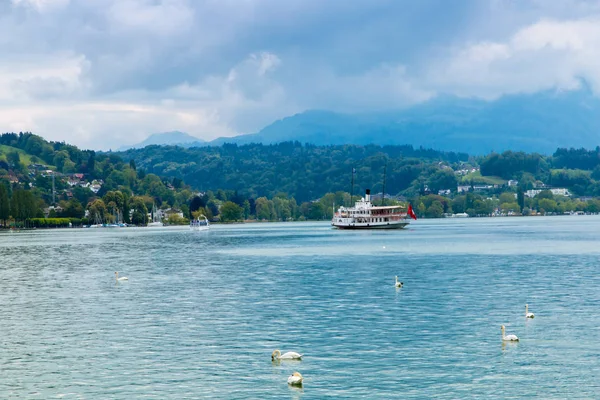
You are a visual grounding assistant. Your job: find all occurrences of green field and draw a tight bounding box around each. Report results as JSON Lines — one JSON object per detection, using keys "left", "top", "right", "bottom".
{"left": 0, "top": 144, "right": 42, "bottom": 166}
{"left": 460, "top": 171, "right": 506, "bottom": 185}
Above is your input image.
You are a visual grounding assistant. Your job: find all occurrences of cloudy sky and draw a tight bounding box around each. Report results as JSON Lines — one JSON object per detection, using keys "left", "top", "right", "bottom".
{"left": 2, "top": 0, "right": 600, "bottom": 149}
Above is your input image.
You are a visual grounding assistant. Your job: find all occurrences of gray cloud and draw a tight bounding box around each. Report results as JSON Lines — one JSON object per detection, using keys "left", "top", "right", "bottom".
{"left": 1, "top": 0, "right": 599, "bottom": 149}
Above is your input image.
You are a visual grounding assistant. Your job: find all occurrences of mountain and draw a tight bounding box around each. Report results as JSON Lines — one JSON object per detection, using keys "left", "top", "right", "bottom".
{"left": 119, "top": 131, "right": 205, "bottom": 151}
{"left": 209, "top": 88, "right": 600, "bottom": 154}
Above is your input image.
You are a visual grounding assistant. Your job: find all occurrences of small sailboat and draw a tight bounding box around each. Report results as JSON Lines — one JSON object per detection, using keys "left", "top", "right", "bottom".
{"left": 147, "top": 204, "right": 163, "bottom": 227}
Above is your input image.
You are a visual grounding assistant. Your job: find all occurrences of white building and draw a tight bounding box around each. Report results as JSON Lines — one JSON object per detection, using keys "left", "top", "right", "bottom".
{"left": 525, "top": 188, "right": 571, "bottom": 198}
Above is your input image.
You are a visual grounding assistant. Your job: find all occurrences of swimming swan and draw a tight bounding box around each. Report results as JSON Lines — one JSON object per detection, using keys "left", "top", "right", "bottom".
{"left": 272, "top": 350, "right": 302, "bottom": 361}
{"left": 525, "top": 304, "right": 535, "bottom": 319}
{"left": 287, "top": 372, "right": 303, "bottom": 386}
{"left": 501, "top": 325, "right": 519, "bottom": 342}
{"left": 395, "top": 276, "right": 403, "bottom": 288}
{"left": 115, "top": 272, "right": 128, "bottom": 281}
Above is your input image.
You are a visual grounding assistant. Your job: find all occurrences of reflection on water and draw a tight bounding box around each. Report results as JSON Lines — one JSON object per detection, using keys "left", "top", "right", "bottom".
{"left": 1, "top": 216, "right": 600, "bottom": 398}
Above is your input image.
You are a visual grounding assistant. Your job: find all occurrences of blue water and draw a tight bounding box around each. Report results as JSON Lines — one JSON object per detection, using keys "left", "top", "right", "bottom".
{"left": 1, "top": 217, "right": 600, "bottom": 398}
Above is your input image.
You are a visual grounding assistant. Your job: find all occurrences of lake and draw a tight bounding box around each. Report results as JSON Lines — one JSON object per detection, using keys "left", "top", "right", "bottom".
{"left": 1, "top": 216, "right": 599, "bottom": 398}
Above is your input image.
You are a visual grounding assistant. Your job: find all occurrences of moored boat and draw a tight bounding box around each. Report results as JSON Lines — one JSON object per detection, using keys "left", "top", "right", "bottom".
{"left": 331, "top": 189, "right": 416, "bottom": 230}
{"left": 190, "top": 215, "right": 210, "bottom": 231}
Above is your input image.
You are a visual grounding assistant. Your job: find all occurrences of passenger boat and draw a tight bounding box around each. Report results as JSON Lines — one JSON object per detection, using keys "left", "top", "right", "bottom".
{"left": 331, "top": 189, "right": 416, "bottom": 230}
{"left": 190, "top": 215, "right": 210, "bottom": 231}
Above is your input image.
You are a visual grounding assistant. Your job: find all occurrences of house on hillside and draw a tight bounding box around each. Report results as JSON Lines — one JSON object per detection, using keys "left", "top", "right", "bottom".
{"left": 525, "top": 188, "right": 571, "bottom": 198}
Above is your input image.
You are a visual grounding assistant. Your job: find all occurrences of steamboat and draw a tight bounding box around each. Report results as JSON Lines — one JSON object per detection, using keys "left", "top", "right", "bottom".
{"left": 331, "top": 189, "right": 415, "bottom": 230}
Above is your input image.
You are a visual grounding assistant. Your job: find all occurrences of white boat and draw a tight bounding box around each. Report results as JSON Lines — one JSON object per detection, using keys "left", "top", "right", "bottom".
{"left": 331, "top": 189, "right": 415, "bottom": 230}
{"left": 190, "top": 215, "right": 210, "bottom": 231}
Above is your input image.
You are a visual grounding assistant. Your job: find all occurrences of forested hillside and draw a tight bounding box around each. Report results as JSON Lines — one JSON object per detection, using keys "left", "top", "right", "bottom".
{"left": 119, "top": 143, "right": 600, "bottom": 201}
{"left": 0, "top": 132, "right": 196, "bottom": 227}
{"left": 119, "top": 142, "right": 469, "bottom": 202}
{"left": 3, "top": 131, "right": 600, "bottom": 227}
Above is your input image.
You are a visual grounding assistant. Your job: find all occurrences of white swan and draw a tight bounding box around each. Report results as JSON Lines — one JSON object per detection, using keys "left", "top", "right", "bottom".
{"left": 272, "top": 349, "right": 302, "bottom": 361}
{"left": 287, "top": 372, "right": 303, "bottom": 386}
{"left": 115, "top": 272, "right": 128, "bottom": 281}
{"left": 501, "top": 325, "right": 519, "bottom": 342}
{"left": 395, "top": 276, "right": 403, "bottom": 288}
{"left": 525, "top": 304, "right": 535, "bottom": 319}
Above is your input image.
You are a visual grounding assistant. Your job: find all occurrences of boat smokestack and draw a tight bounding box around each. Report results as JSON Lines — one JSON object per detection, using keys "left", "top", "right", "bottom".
{"left": 365, "top": 189, "right": 371, "bottom": 202}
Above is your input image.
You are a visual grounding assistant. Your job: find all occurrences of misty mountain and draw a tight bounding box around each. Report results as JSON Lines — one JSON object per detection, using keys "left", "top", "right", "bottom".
{"left": 209, "top": 88, "right": 600, "bottom": 154}
{"left": 119, "top": 131, "right": 205, "bottom": 151}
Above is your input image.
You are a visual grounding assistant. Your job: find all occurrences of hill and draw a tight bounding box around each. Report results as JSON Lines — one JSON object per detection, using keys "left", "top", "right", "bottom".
{"left": 208, "top": 88, "right": 600, "bottom": 154}
{"left": 119, "top": 131, "right": 205, "bottom": 151}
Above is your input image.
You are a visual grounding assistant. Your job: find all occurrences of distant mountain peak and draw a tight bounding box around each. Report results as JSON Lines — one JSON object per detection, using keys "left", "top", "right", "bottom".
{"left": 119, "top": 131, "right": 206, "bottom": 151}
{"left": 208, "top": 88, "right": 600, "bottom": 154}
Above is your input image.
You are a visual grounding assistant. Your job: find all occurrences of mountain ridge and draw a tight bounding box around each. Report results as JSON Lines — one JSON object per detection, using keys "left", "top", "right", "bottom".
{"left": 208, "top": 88, "right": 600, "bottom": 154}
{"left": 119, "top": 131, "right": 205, "bottom": 151}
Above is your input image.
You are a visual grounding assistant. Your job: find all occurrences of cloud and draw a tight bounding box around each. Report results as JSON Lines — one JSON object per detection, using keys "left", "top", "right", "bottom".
{"left": 1, "top": 0, "right": 600, "bottom": 149}
{"left": 0, "top": 53, "right": 90, "bottom": 101}
{"left": 11, "top": 0, "right": 70, "bottom": 11}
{"left": 423, "top": 17, "right": 600, "bottom": 99}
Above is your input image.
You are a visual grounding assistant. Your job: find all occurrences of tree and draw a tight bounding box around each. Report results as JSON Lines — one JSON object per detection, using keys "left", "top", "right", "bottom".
{"left": 53, "top": 150, "right": 70, "bottom": 172}
{"left": 10, "top": 189, "right": 38, "bottom": 225}
{"left": 499, "top": 192, "right": 517, "bottom": 204}
{"left": 0, "top": 183, "right": 9, "bottom": 226}
{"left": 517, "top": 186, "right": 525, "bottom": 212}
{"left": 129, "top": 159, "right": 136, "bottom": 171}
{"left": 255, "top": 197, "right": 271, "bottom": 220}
{"left": 130, "top": 197, "right": 149, "bottom": 225}
{"left": 427, "top": 169, "right": 458, "bottom": 193}
{"left": 189, "top": 195, "right": 206, "bottom": 213}
{"left": 7, "top": 151, "right": 20, "bottom": 168}
{"left": 243, "top": 200, "right": 251, "bottom": 220}
{"left": 87, "top": 199, "right": 107, "bottom": 224}
{"left": 536, "top": 190, "right": 553, "bottom": 200}
{"left": 220, "top": 201, "right": 243, "bottom": 222}
{"left": 61, "top": 199, "right": 85, "bottom": 218}
{"left": 538, "top": 198, "right": 557, "bottom": 214}
{"left": 425, "top": 201, "right": 444, "bottom": 218}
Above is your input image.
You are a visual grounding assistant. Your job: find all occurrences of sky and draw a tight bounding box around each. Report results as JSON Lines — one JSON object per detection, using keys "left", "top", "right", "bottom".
{"left": 2, "top": 0, "right": 600, "bottom": 149}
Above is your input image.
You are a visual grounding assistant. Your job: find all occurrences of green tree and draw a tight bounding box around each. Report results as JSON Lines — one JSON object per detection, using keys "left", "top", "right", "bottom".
{"left": 499, "top": 192, "right": 517, "bottom": 204}
{"left": 220, "top": 201, "right": 243, "bottom": 222}
{"left": 87, "top": 199, "right": 107, "bottom": 224}
{"left": 53, "top": 150, "right": 70, "bottom": 173}
{"left": 427, "top": 169, "right": 458, "bottom": 193}
{"left": 130, "top": 197, "right": 148, "bottom": 225}
{"left": 0, "top": 183, "right": 9, "bottom": 226}
{"left": 417, "top": 202, "right": 426, "bottom": 217}
{"left": 10, "top": 189, "right": 38, "bottom": 225}
{"left": 7, "top": 151, "right": 20, "bottom": 168}
{"left": 61, "top": 199, "right": 85, "bottom": 218}
{"left": 255, "top": 197, "right": 271, "bottom": 220}
{"left": 538, "top": 198, "right": 557, "bottom": 214}
{"left": 425, "top": 201, "right": 444, "bottom": 218}
{"left": 517, "top": 186, "right": 525, "bottom": 211}
{"left": 243, "top": 200, "right": 251, "bottom": 219}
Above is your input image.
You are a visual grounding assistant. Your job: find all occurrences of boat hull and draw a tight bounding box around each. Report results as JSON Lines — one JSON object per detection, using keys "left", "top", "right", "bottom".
{"left": 332, "top": 222, "right": 409, "bottom": 230}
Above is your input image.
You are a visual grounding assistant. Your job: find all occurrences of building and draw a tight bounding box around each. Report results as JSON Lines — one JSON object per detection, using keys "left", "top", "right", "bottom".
{"left": 525, "top": 188, "right": 571, "bottom": 198}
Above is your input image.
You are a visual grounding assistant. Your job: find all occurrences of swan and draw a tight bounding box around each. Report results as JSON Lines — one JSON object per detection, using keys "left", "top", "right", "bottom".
{"left": 501, "top": 325, "right": 519, "bottom": 342}
{"left": 115, "top": 272, "right": 128, "bottom": 281}
{"left": 525, "top": 304, "right": 535, "bottom": 319}
{"left": 287, "top": 372, "right": 303, "bottom": 386}
{"left": 272, "top": 349, "right": 302, "bottom": 361}
{"left": 395, "top": 276, "right": 403, "bottom": 288}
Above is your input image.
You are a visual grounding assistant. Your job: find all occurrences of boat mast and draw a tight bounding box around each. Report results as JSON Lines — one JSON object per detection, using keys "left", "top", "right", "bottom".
{"left": 382, "top": 163, "right": 387, "bottom": 206}
{"left": 350, "top": 167, "right": 355, "bottom": 206}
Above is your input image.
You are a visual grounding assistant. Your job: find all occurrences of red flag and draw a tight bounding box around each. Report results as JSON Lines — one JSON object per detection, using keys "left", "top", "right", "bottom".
{"left": 407, "top": 204, "right": 417, "bottom": 220}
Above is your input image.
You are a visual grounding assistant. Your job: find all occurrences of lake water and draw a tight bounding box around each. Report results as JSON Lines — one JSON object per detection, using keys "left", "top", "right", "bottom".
{"left": 1, "top": 217, "right": 600, "bottom": 399}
